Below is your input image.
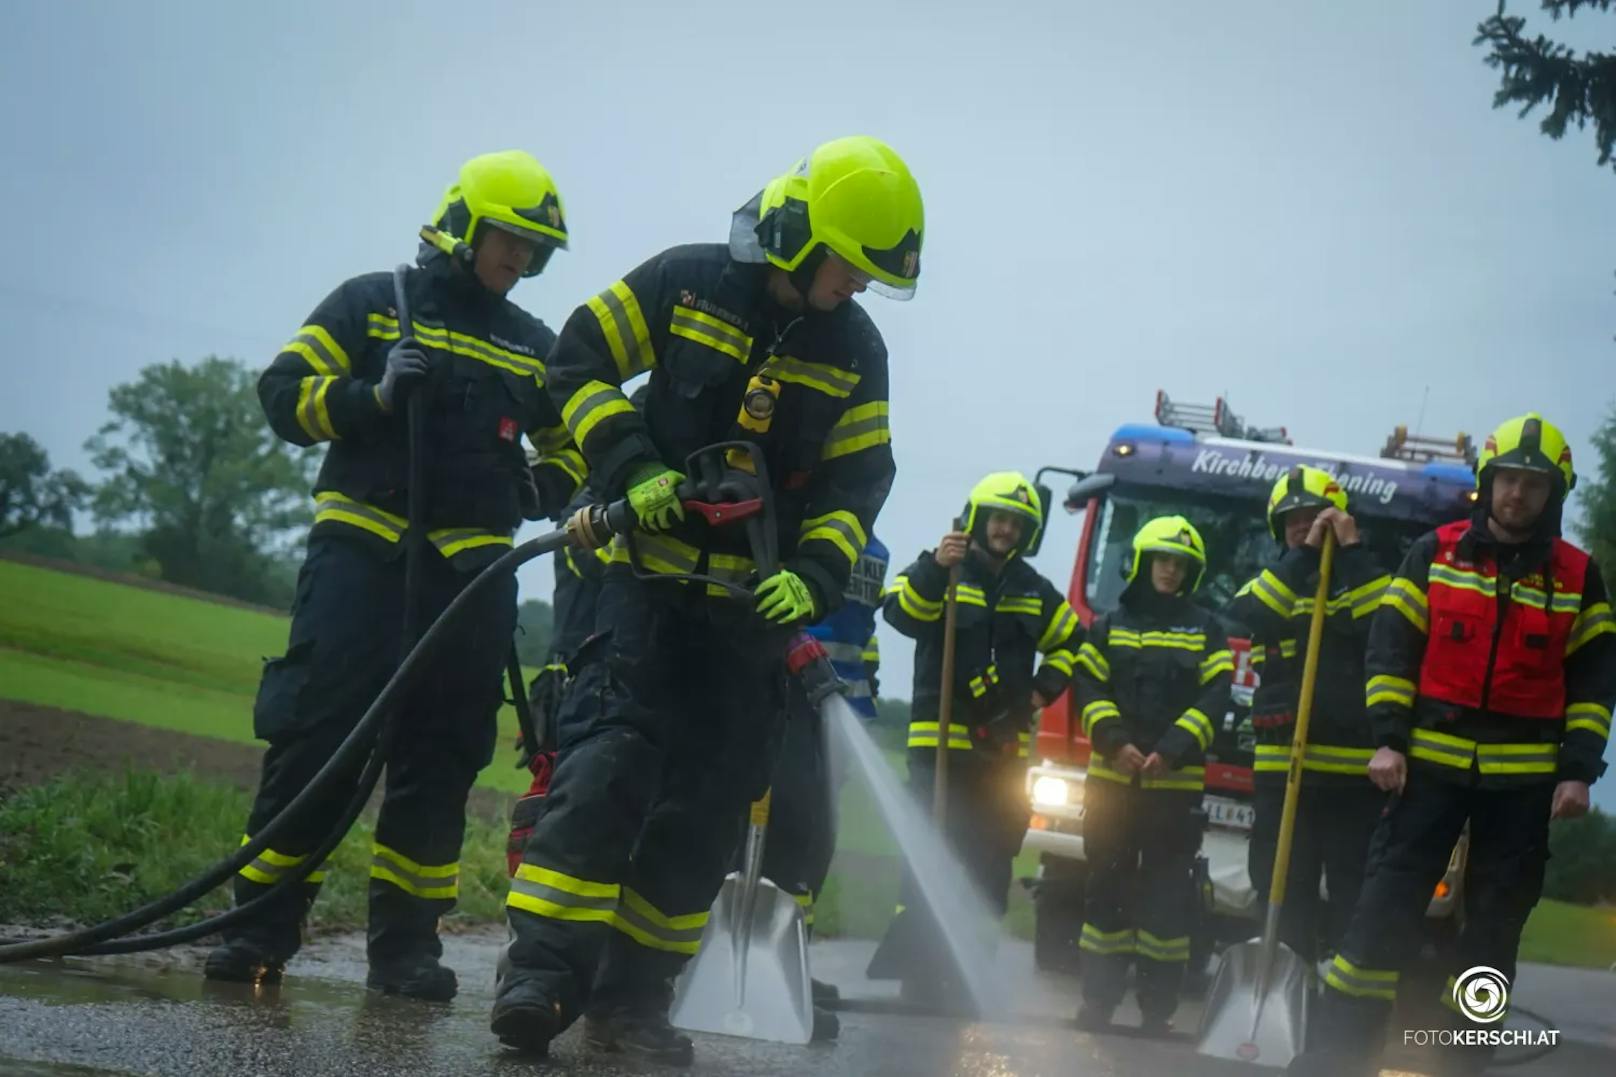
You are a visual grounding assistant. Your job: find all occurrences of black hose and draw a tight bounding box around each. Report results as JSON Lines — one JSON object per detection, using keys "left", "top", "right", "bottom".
{"left": 0, "top": 530, "right": 570, "bottom": 964}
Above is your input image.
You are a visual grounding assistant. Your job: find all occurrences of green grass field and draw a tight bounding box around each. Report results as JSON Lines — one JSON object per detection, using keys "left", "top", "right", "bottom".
{"left": 0, "top": 559, "right": 532, "bottom": 795}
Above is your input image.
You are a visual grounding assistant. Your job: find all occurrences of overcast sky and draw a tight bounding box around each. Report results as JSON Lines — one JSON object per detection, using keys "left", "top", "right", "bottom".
{"left": 4, "top": 1, "right": 1613, "bottom": 797}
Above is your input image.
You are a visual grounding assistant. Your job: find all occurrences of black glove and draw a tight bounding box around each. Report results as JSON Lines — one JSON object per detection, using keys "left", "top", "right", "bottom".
{"left": 377, "top": 338, "right": 430, "bottom": 413}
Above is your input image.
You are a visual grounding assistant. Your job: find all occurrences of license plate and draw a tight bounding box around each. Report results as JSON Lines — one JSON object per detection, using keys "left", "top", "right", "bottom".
{"left": 1205, "top": 796, "right": 1254, "bottom": 831}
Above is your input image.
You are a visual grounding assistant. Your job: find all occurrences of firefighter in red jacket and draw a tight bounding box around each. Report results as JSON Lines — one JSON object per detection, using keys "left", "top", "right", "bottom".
{"left": 1304, "top": 413, "right": 1616, "bottom": 1075}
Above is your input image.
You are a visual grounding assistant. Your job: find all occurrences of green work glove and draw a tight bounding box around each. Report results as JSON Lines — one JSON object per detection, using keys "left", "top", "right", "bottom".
{"left": 755, "top": 570, "right": 818, "bottom": 625}
{"left": 626, "top": 463, "right": 686, "bottom": 533}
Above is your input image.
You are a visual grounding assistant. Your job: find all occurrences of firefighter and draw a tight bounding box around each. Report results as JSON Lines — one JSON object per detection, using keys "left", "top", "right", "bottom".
{"left": 204, "top": 151, "right": 579, "bottom": 1000}
{"left": 1224, "top": 466, "right": 1391, "bottom": 965}
{"left": 492, "top": 136, "right": 920, "bottom": 1063}
{"left": 1303, "top": 413, "right": 1615, "bottom": 1075}
{"left": 760, "top": 532, "right": 888, "bottom": 1022}
{"left": 507, "top": 386, "right": 651, "bottom": 876}
{"left": 872, "top": 473, "right": 1083, "bottom": 1004}
{"left": 1072, "top": 516, "right": 1234, "bottom": 1036}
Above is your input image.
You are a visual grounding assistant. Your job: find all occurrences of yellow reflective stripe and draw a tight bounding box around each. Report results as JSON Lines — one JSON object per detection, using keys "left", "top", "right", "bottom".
{"left": 1038, "top": 601, "right": 1079, "bottom": 650}
{"left": 530, "top": 423, "right": 574, "bottom": 454}
{"left": 1253, "top": 744, "right": 1290, "bottom": 773}
{"left": 365, "top": 314, "right": 546, "bottom": 378}
{"left": 295, "top": 376, "right": 339, "bottom": 442}
{"left": 507, "top": 864, "right": 621, "bottom": 924}
{"left": 1278, "top": 639, "right": 1298, "bottom": 659}
{"left": 313, "top": 491, "right": 405, "bottom": 542}
{"left": 1347, "top": 575, "right": 1391, "bottom": 618}
{"left": 703, "top": 551, "right": 756, "bottom": 598}
{"left": 428, "top": 528, "right": 513, "bottom": 558}
{"left": 1566, "top": 701, "right": 1613, "bottom": 739}
{"left": 237, "top": 835, "right": 326, "bottom": 885}
{"left": 1508, "top": 581, "right": 1581, "bottom": 613}
{"left": 371, "top": 843, "right": 458, "bottom": 900}
{"left": 759, "top": 354, "right": 861, "bottom": 398}
{"left": 953, "top": 584, "right": 988, "bottom": 608}
{"left": 1108, "top": 628, "right": 1205, "bottom": 651}
{"left": 1136, "top": 929, "right": 1191, "bottom": 963}
{"left": 1300, "top": 744, "right": 1375, "bottom": 774}
{"left": 562, "top": 380, "right": 635, "bottom": 444}
{"left": 1366, "top": 674, "right": 1417, "bottom": 710}
{"left": 998, "top": 597, "right": 1044, "bottom": 616}
{"left": 1409, "top": 728, "right": 1476, "bottom": 770}
{"left": 799, "top": 510, "right": 867, "bottom": 568}
{"left": 1249, "top": 570, "right": 1296, "bottom": 618}
{"left": 583, "top": 281, "right": 655, "bottom": 380}
{"left": 1384, "top": 577, "right": 1430, "bottom": 634}
{"left": 1087, "top": 758, "right": 1133, "bottom": 784}
{"left": 283, "top": 323, "right": 352, "bottom": 376}
{"left": 1142, "top": 765, "right": 1205, "bottom": 791}
{"left": 1475, "top": 742, "right": 1558, "bottom": 775}
{"left": 890, "top": 575, "right": 943, "bottom": 622}
{"left": 608, "top": 531, "right": 702, "bottom": 576}
{"left": 1079, "top": 923, "right": 1136, "bottom": 955}
{"left": 1199, "top": 649, "right": 1234, "bottom": 684}
{"left": 1082, "top": 700, "right": 1121, "bottom": 737}
{"left": 1175, "top": 707, "right": 1215, "bottom": 751}
{"left": 1429, "top": 562, "right": 1496, "bottom": 598}
{"left": 822, "top": 400, "right": 891, "bottom": 461}
{"left": 667, "top": 304, "right": 752, "bottom": 364}
{"left": 1325, "top": 954, "right": 1399, "bottom": 1000}
{"left": 906, "top": 721, "right": 973, "bottom": 750}
{"left": 1568, "top": 602, "right": 1615, "bottom": 656}
{"left": 540, "top": 447, "right": 589, "bottom": 489}
{"left": 1075, "top": 642, "right": 1110, "bottom": 683}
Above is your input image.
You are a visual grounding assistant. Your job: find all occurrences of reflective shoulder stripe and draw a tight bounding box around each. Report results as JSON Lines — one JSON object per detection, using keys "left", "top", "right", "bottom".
{"left": 1384, "top": 577, "right": 1430, "bottom": 634}
{"left": 1038, "top": 602, "right": 1079, "bottom": 650}
{"left": 587, "top": 280, "right": 655, "bottom": 379}
{"left": 1250, "top": 570, "right": 1297, "bottom": 617}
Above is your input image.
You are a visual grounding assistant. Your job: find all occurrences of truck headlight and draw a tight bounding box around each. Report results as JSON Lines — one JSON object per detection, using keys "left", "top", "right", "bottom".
{"left": 1032, "top": 775, "right": 1072, "bottom": 807}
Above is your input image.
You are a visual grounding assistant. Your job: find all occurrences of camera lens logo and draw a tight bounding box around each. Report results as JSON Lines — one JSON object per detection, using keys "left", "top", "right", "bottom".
{"left": 1453, "top": 965, "right": 1509, "bottom": 1024}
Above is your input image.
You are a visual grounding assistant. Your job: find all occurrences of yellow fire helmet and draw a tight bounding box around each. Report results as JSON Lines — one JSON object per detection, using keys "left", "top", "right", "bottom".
{"left": 1266, "top": 465, "right": 1349, "bottom": 542}
{"left": 730, "top": 136, "right": 924, "bottom": 299}
{"left": 426, "top": 150, "right": 568, "bottom": 277}
{"left": 1477, "top": 412, "right": 1576, "bottom": 496}
{"left": 1126, "top": 515, "right": 1207, "bottom": 592}
{"left": 961, "top": 471, "right": 1043, "bottom": 558}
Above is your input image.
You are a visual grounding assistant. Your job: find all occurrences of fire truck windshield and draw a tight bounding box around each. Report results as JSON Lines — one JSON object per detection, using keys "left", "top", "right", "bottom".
{"left": 1082, "top": 486, "right": 1435, "bottom": 616}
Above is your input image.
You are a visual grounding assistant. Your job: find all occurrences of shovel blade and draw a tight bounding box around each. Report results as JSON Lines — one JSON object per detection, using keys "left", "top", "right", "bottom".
{"left": 1195, "top": 938, "right": 1311, "bottom": 1067}
{"left": 670, "top": 872, "right": 813, "bottom": 1045}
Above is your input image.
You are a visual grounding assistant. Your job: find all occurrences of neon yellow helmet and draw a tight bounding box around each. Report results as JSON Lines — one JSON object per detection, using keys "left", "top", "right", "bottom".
{"left": 961, "top": 471, "right": 1043, "bottom": 557}
{"left": 733, "top": 136, "right": 924, "bottom": 300}
{"left": 427, "top": 150, "right": 568, "bottom": 277}
{"left": 1477, "top": 412, "right": 1576, "bottom": 495}
{"left": 1266, "top": 465, "right": 1349, "bottom": 542}
{"left": 1126, "top": 515, "right": 1207, "bottom": 592}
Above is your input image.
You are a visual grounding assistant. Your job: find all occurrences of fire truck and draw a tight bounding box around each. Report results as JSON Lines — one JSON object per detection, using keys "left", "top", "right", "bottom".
{"left": 1022, "top": 392, "right": 1478, "bottom": 977}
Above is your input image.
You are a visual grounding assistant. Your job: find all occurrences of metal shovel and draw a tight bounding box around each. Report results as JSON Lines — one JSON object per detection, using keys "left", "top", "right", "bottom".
{"left": 670, "top": 789, "right": 814, "bottom": 1044}
{"left": 1197, "top": 532, "right": 1336, "bottom": 1068}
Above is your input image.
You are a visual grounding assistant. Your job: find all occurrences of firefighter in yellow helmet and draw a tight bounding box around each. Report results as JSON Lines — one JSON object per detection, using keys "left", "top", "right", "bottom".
{"left": 206, "top": 151, "right": 578, "bottom": 1000}
{"left": 493, "top": 136, "right": 921, "bottom": 1062}
{"left": 1071, "top": 516, "right": 1233, "bottom": 1036}
{"left": 866, "top": 472, "right": 1083, "bottom": 1006}
{"left": 1223, "top": 467, "right": 1392, "bottom": 969}
{"left": 1302, "top": 414, "right": 1615, "bottom": 1076}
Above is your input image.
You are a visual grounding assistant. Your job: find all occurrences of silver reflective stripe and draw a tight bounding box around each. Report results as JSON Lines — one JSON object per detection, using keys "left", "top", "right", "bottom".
{"left": 291, "top": 330, "right": 347, "bottom": 374}
{"left": 370, "top": 854, "right": 458, "bottom": 896}
{"left": 635, "top": 533, "right": 700, "bottom": 574}
{"left": 603, "top": 289, "right": 654, "bottom": 374}
{"left": 822, "top": 641, "right": 866, "bottom": 664}
{"left": 670, "top": 307, "right": 750, "bottom": 356}
{"left": 613, "top": 900, "right": 706, "bottom": 949}
{"left": 509, "top": 874, "right": 619, "bottom": 915}
{"left": 827, "top": 412, "right": 887, "bottom": 444}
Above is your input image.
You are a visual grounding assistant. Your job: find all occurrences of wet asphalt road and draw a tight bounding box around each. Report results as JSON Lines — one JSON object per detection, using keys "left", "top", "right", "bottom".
{"left": 1, "top": 933, "right": 1611, "bottom": 1076}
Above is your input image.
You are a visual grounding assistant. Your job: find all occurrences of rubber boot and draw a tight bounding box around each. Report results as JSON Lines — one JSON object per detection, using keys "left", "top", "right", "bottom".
{"left": 366, "top": 953, "right": 458, "bottom": 1002}
{"left": 203, "top": 938, "right": 286, "bottom": 985}
{"left": 490, "top": 981, "right": 563, "bottom": 1055}
{"left": 811, "top": 977, "right": 841, "bottom": 1006}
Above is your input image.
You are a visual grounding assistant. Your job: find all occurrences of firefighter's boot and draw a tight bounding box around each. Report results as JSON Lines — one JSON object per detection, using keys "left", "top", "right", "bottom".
{"left": 203, "top": 938, "right": 287, "bottom": 985}
{"left": 490, "top": 982, "right": 563, "bottom": 1055}
{"left": 366, "top": 953, "right": 458, "bottom": 1002}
